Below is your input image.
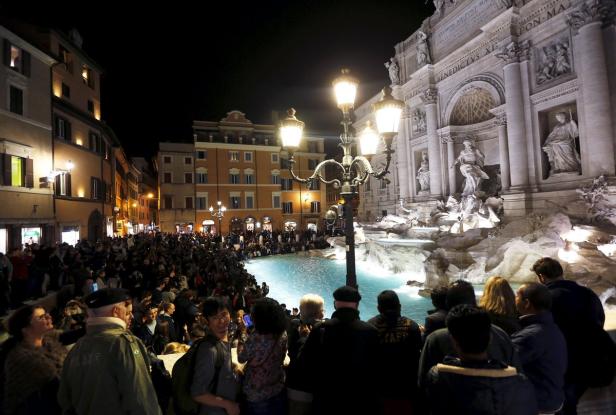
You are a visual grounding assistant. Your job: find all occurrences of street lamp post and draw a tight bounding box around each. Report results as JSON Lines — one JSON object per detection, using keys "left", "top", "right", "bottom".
{"left": 208, "top": 201, "right": 226, "bottom": 236}
{"left": 279, "top": 69, "right": 403, "bottom": 287}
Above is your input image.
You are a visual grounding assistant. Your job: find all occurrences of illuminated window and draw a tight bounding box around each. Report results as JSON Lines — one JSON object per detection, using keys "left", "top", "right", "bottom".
{"left": 229, "top": 151, "right": 239, "bottom": 161}
{"left": 11, "top": 156, "right": 23, "bottom": 186}
{"left": 9, "top": 45, "right": 21, "bottom": 70}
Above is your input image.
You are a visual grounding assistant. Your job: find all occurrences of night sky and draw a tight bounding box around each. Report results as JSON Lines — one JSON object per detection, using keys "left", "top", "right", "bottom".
{"left": 2, "top": 1, "right": 433, "bottom": 157}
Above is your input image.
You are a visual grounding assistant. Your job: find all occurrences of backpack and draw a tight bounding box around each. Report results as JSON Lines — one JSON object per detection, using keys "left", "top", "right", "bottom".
{"left": 171, "top": 336, "right": 225, "bottom": 415}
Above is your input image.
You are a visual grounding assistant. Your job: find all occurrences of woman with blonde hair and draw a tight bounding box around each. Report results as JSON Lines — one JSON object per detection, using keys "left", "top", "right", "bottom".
{"left": 479, "top": 276, "right": 520, "bottom": 335}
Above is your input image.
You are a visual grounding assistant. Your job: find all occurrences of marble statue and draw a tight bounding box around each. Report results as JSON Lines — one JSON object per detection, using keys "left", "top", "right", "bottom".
{"left": 453, "top": 139, "right": 489, "bottom": 196}
{"left": 432, "top": 0, "right": 445, "bottom": 16}
{"left": 542, "top": 112, "right": 581, "bottom": 175}
{"left": 412, "top": 108, "right": 427, "bottom": 134}
{"left": 537, "top": 41, "right": 571, "bottom": 85}
{"left": 417, "top": 31, "right": 431, "bottom": 66}
{"left": 385, "top": 57, "right": 400, "bottom": 85}
{"left": 417, "top": 151, "right": 430, "bottom": 192}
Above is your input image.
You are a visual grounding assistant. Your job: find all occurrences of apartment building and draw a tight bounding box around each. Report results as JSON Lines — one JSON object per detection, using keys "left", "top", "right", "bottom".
{"left": 0, "top": 26, "right": 56, "bottom": 252}
{"left": 5, "top": 24, "right": 116, "bottom": 242}
{"left": 190, "top": 110, "right": 327, "bottom": 234}
{"left": 157, "top": 142, "right": 196, "bottom": 233}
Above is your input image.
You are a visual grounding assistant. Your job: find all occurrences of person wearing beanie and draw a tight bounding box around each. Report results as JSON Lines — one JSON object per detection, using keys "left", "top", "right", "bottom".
{"left": 368, "top": 290, "right": 422, "bottom": 415}
{"left": 293, "top": 285, "right": 379, "bottom": 415}
{"left": 58, "top": 288, "right": 162, "bottom": 415}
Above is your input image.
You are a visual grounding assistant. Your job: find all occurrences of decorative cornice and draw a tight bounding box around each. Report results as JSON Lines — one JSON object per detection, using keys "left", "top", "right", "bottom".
{"left": 529, "top": 78, "right": 578, "bottom": 106}
{"left": 421, "top": 88, "right": 438, "bottom": 104}
{"left": 567, "top": 0, "right": 616, "bottom": 32}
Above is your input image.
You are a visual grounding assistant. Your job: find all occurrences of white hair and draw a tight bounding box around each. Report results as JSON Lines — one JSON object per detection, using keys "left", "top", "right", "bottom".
{"left": 299, "top": 294, "right": 325, "bottom": 323}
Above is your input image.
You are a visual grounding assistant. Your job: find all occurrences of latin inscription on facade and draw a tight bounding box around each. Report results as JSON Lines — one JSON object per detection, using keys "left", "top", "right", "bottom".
{"left": 519, "top": 0, "right": 573, "bottom": 34}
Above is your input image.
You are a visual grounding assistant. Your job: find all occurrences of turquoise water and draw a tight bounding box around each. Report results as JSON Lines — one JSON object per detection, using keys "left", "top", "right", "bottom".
{"left": 244, "top": 254, "right": 434, "bottom": 323}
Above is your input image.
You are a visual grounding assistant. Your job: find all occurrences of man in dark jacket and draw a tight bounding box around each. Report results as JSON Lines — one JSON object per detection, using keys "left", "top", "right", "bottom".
{"left": 424, "top": 285, "right": 448, "bottom": 339}
{"left": 426, "top": 304, "right": 537, "bottom": 415}
{"left": 295, "top": 285, "right": 379, "bottom": 415}
{"left": 533, "top": 257, "right": 605, "bottom": 415}
{"left": 368, "top": 290, "right": 422, "bottom": 415}
{"left": 512, "top": 282, "right": 567, "bottom": 414}
{"left": 419, "top": 280, "right": 521, "bottom": 387}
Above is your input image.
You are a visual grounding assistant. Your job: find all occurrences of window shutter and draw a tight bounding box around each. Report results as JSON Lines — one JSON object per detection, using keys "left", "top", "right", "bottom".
{"left": 66, "top": 121, "right": 72, "bottom": 141}
{"left": 55, "top": 174, "right": 61, "bottom": 195}
{"left": 2, "top": 154, "right": 11, "bottom": 185}
{"left": 21, "top": 50, "right": 30, "bottom": 76}
{"left": 25, "top": 158, "right": 33, "bottom": 188}
{"left": 66, "top": 173, "right": 72, "bottom": 196}
{"left": 3, "top": 39, "right": 10, "bottom": 67}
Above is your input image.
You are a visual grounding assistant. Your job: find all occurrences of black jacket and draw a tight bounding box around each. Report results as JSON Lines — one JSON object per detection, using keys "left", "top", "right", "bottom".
{"left": 424, "top": 309, "right": 447, "bottom": 339}
{"left": 426, "top": 358, "right": 537, "bottom": 415}
{"left": 546, "top": 279, "right": 604, "bottom": 382}
{"left": 512, "top": 312, "right": 567, "bottom": 413}
{"left": 294, "top": 307, "right": 379, "bottom": 415}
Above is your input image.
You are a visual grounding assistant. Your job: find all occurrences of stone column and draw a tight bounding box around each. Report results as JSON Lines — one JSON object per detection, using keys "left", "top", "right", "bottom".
{"left": 496, "top": 114, "right": 511, "bottom": 191}
{"left": 445, "top": 136, "right": 456, "bottom": 195}
{"left": 567, "top": 0, "right": 616, "bottom": 176}
{"left": 396, "top": 107, "right": 411, "bottom": 202}
{"left": 422, "top": 88, "right": 442, "bottom": 197}
{"left": 497, "top": 41, "right": 530, "bottom": 190}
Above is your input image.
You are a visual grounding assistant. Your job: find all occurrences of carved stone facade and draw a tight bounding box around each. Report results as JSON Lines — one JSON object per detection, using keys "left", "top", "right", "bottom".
{"left": 355, "top": 0, "right": 616, "bottom": 218}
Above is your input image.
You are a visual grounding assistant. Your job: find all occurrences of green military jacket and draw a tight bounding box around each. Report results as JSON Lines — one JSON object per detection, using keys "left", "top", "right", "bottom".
{"left": 58, "top": 320, "right": 162, "bottom": 415}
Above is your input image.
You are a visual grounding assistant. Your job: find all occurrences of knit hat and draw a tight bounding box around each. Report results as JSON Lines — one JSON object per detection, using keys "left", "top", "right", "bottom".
{"left": 333, "top": 285, "right": 362, "bottom": 303}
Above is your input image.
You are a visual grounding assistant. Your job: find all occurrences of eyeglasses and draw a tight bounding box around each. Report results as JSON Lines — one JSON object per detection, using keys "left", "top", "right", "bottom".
{"left": 36, "top": 312, "right": 52, "bottom": 321}
{"left": 209, "top": 312, "right": 231, "bottom": 323}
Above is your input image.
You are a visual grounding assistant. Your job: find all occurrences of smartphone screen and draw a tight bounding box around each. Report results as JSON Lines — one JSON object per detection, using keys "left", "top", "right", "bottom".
{"left": 243, "top": 314, "right": 253, "bottom": 328}
{"left": 91, "top": 283, "right": 99, "bottom": 292}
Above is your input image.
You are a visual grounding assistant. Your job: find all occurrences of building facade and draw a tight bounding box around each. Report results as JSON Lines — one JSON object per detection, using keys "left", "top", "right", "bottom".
{"left": 187, "top": 110, "right": 327, "bottom": 234}
{"left": 356, "top": 0, "right": 616, "bottom": 217}
{"left": 0, "top": 26, "right": 56, "bottom": 252}
{"left": 157, "top": 142, "right": 196, "bottom": 233}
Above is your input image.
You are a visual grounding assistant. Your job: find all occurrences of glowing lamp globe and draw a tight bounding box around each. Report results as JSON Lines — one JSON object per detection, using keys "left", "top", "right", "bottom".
{"left": 333, "top": 69, "right": 358, "bottom": 110}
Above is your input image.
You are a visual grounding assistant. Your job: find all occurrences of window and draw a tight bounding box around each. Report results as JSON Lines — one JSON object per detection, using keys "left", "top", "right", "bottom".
{"left": 185, "top": 197, "right": 193, "bottom": 209}
{"left": 91, "top": 177, "right": 102, "bottom": 200}
{"left": 271, "top": 153, "right": 279, "bottom": 163}
{"left": 9, "top": 86, "right": 23, "bottom": 115}
{"left": 184, "top": 157, "right": 192, "bottom": 165}
{"left": 230, "top": 196, "right": 240, "bottom": 209}
{"left": 196, "top": 196, "right": 208, "bottom": 210}
{"left": 54, "top": 116, "right": 71, "bottom": 140}
{"left": 61, "top": 83, "right": 70, "bottom": 98}
{"left": 311, "top": 201, "right": 321, "bottom": 213}
{"left": 58, "top": 45, "right": 73, "bottom": 73}
{"left": 196, "top": 150, "right": 207, "bottom": 159}
{"left": 271, "top": 173, "right": 280, "bottom": 185}
{"left": 89, "top": 132, "right": 103, "bottom": 153}
{"left": 87, "top": 100, "right": 94, "bottom": 114}
{"left": 229, "top": 173, "right": 240, "bottom": 184}
{"left": 308, "top": 179, "right": 320, "bottom": 190}
{"left": 4, "top": 42, "right": 30, "bottom": 76}
{"left": 281, "top": 178, "right": 293, "bottom": 191}
{"left": 184, "top": 173, "right": 193, "bottom": 184}
{"left": 308, "top": 142, "right": 318, "bottom": 153}
{"left": 244, "top": 152, "right": 253, "bottom": 162}
{"left": 280, "top": 157, "right": 289, "bottom": 169}
{"left": 163, "top": 195, "right": 173, "bottom": 209}
{"left": 9, "top": 156, "right": 23, "bottom": 186}
{"left": 229, "top": 151, "right": 239, "bottom": 161}
{"left": 282, "top": 201, "right": 293, "bottom": 214}
{"left": 82, "top": 65, "right": 94, "bottom": 88}
{"left": 55, "top": 172, "right": 71, "bottom": 196}
{"left": 245, "top": 193, "right": 254, "bottom": 209}
{"left": 245, "top": 173, "right": 254, "bottom": 184}
{"left": 196, "top": 171, "right": 208, "bottom": 184}
{"left": 163, "top": 172, "right": 172, "bottom": 183}
{"left": 163, "top": 156, "right": 172, "bottom": 164}
{"left": 272, "top": 193, "right": 281, "bottom": 209}
{"left": 308, "top": 159, "right": 319, "bottom": 170}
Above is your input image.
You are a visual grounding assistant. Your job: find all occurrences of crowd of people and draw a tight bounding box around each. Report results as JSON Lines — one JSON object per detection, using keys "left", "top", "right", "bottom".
{"left": 0, "top": 229, "right": 613, "bottom": 415}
